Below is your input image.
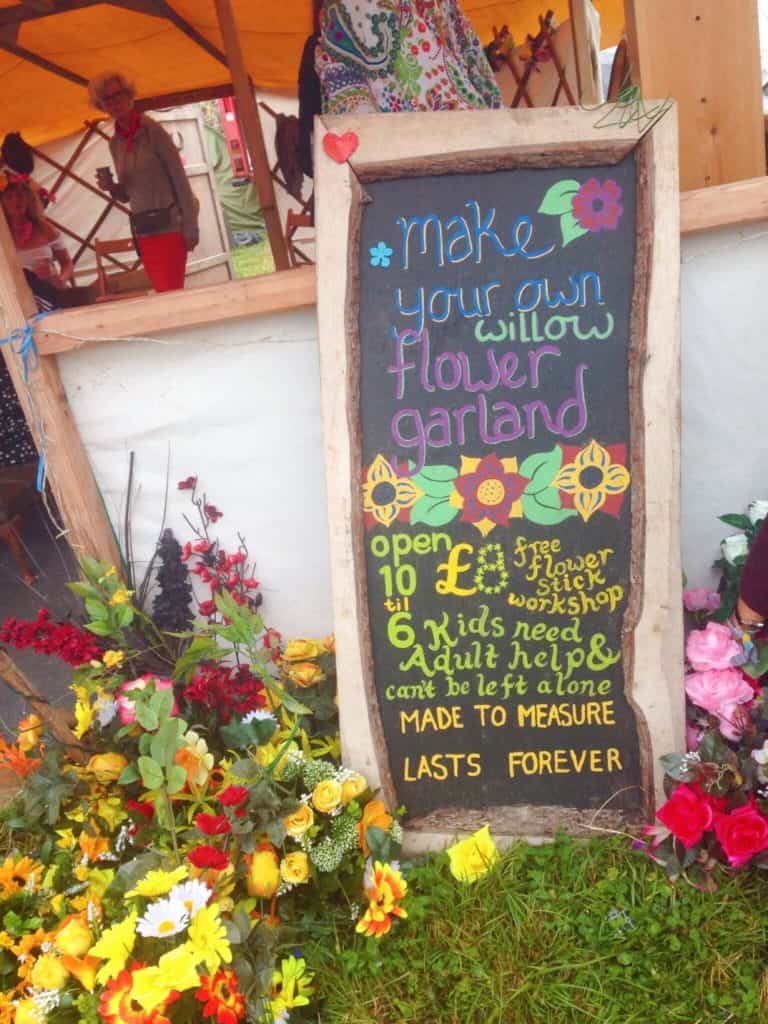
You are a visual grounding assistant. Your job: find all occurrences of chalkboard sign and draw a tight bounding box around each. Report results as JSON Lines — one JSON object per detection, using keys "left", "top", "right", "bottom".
{"left": 316, "top": 109, "right": 682, "bottom": 840}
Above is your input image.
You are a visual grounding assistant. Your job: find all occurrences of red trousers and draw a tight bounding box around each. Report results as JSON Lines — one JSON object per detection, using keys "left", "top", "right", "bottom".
{"left": 136, "top": 231, "right": 187, "bottom": 292}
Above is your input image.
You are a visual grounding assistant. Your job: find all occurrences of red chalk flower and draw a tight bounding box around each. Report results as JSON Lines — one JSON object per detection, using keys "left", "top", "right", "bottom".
{"left": 218, "top": 786, "right": 249, "bottom": 808}
{"left": 454, "top": 454, "right": 528, "bottom": 537}
{"left": 572, "top": 178, "right": 623, "bottom": 232}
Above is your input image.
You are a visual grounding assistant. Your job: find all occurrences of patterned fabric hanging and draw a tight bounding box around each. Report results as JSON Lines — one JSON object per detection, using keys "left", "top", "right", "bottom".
{"left": 316, "top": 0, "right": 501, "bottom": 114}
{"left": 0, "top": 361, "right": 36, "bottom": 468}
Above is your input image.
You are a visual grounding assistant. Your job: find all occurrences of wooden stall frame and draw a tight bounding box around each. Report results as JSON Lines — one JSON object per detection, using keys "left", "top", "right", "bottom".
{"left": 314, "top": 106, "right": 682, "bottom": 849}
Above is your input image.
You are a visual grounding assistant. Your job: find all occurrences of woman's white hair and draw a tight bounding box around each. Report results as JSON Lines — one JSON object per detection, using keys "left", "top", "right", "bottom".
{"left": 88, "top": 71, "right": 136, "bottom": 111}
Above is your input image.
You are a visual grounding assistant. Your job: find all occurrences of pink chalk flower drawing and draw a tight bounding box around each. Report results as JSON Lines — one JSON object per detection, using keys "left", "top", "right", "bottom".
{"left": 538, "top": 176, "right": 624, "bottom": 248}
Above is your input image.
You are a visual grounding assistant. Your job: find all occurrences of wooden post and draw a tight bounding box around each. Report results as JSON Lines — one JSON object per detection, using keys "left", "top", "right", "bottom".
{"left": 214, "top": 0, "right": 290, "bottom": 271}
{"left": 625, "top": 0, "right": 765, "bottom": 190}
{"left": 568, "top": 0, "right": 601, "bottom": 105}
{"left": 0, "top": 212, "right": 122, "bottom": 569}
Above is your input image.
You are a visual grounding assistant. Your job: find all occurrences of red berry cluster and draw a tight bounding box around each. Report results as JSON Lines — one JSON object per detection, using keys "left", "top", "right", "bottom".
{"left": 0, "top": 608, "right": 102, "bottom": 666}
{"left": 183, "top": 663, "right": 266, "bottom": 724}
{"left": 177, "top": 477, "right": 262, "bottom": 620}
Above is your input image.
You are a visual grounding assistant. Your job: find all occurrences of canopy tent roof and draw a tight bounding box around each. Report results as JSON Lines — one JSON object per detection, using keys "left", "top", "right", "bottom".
{"left": 1, "top": 0, "right": 624, "bottom": 146}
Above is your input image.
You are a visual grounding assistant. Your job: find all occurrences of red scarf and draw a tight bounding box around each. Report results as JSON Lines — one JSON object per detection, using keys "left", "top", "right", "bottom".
{"left": 115, "top": 111, "right": 142, "bottom": 154}
{"left": 11, "top": 220, "right": 33, "bottom": 246}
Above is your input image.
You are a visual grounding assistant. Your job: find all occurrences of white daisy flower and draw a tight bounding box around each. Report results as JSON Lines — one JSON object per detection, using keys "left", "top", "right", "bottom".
{"left": 136, "top": 897, "right": 189, "bottom": 939}
{"left": 169, "top": 878, "right": 211, "bottom": 917}
{"left": 242, "top": 709, "right": 277, "bottom": 725}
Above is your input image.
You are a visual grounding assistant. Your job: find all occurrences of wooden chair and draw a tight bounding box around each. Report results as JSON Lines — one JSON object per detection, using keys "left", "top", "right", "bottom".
{"left": 94, "top": 237, "right": 152, "bottom": 302}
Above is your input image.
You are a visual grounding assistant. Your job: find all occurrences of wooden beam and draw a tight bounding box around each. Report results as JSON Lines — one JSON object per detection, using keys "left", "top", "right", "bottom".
{"left": 213, "top": 0, "right": 290, "bottom": 271}
{"left": 680, "top": 176, "right": 768, "bottom": 236}
{"left": 137, "top": 82, "right": 233, "bottom": 112}
{"left": 568, "top": 0, "right": 600, "bottom": 105}
{"left": 36, "top": 264, "right": 316, "bottom": 355}
{"left": 0, "top": 34, "right": 88, "bottom": 86}
{"left": 0, "top": 206, "right": 121, "bottom": 569}
{"left": 624, "top": 0, "right": 765, "bottom": 190}
{"left": 150, "top": 0, "right": 228, "bottom": 67}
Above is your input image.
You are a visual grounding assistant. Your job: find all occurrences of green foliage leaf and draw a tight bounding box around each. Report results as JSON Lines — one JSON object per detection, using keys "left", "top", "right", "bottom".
{"left": 718, "top": 513, "right": 752, "bottom": 530}
{"left": 262, "top": 678, "right": 310, "bottom": 717}
{"left": 115, "top": 604, "right": 134, "bottom": 628}
{"left": 164, "top": 764, "right": 187, "bottom": 795}
{"left": 660, "top": 753, "right": 697, "bottom": 783}
{"left": 697, "top": 730, "right": 732, "bottom": 765}
{"left": 745, "top": 643, "right": 768, "bottom": 679}
{"left": 68, "top": 581, "right": 98, "bottom": 599}
{"left": 150, "top": 718, "right": 185, "bottom": 767}
{"left": 80, "top": 556, "right": 114, "bottom": 583}
{"left": 520, "top": 446, "right": 563, "bottom": 492}
{"left": 118, "top": 763, "right": 140, "bottom": 785}
{"left": 365, "top": 825, "right": 392, "bottom": 862}
{"left": 150, "top": 689, "right": 175, "bottom": 720}
{"left": 560, "top": 211, "right": 589, "bottom": 248}
{"left": 411, "top": 465, "right": 457, "bottom": 498}
{"left": 135, "top": 703, "right": 159, "bottom": 732}
{"left": 83, "top": 620, "right": 114, "bottom": 637}
{"left": 138, "top": 756, "right": 164, "bottom": 790}
{"left": 220, "top": 716, "right": 277, "bottom": 750}
{"left": 173, "top": 635, "right": 220, "bottom": 683}
{"left": 410, "top": 494, "right": 460, "bottom": 527}
{"left": 538, "top": 179, "right": 580, "bottom": 216}
{"left": 85, "top": 598, "right": 109, "bottom": 621}
{"left": 521, "top": 492, "right": 577, "bottom": 526}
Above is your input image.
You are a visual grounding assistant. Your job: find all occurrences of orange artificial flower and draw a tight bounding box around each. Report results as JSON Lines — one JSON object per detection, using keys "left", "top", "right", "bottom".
{"left": 61, "top": 954, "right": 100, "bottom": 992}
{"left": 355, "top": 861, "right": 408, "bottom": 938}
{"left": 0, "top": 736, "right": 40, "bottom": 777}
{"left": 17, "top": 714, "right": 42, "bottom": 753}
{"left": 99, "top": 964, "right": 178, "bottom": 1024}
{"left": 358, "top": 799, "right": 393, "bottom": 857}
{"left": 78, "top": 831, "right": 110, "bottom": 864}
{"left": 0, "top": 856, "right": 40, "bottom": 898}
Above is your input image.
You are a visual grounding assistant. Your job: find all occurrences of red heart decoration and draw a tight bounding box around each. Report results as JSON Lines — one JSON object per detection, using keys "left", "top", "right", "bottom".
{"left": 322, "top": 131, "right": 359, "bottom": 164}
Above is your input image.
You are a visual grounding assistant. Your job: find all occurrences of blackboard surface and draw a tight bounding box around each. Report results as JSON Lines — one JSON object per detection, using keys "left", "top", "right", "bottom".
{"left": 356, "top": 154, "right": 643, "bottom": 822}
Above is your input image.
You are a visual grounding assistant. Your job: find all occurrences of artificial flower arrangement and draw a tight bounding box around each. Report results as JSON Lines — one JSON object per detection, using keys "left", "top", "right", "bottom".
{"left": 638, "top": 500, "right": 768, "bottom": 888}
{"left": 0, "top": 479, "right": 407, "bottom": 1023}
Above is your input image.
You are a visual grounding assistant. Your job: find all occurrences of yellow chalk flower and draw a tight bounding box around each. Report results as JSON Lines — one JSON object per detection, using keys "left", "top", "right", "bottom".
{"left": 126, "top": 864, "right": 187, "bottom": 899}
{"left": 102, "top": 650, "right": 124, "bottom": 669}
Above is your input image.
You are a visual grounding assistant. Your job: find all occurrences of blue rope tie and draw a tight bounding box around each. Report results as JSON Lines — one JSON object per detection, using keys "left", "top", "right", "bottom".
{"left": 0, "top": 309, "right": 53, "bottom": 491}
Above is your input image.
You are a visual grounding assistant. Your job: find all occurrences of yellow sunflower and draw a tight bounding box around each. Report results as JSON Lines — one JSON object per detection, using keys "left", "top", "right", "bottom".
{"left": 552, "top": 440, "right": 630, "bottom": 522}
{"left": 362, "top": 455, "right": 421, "bottom": 527}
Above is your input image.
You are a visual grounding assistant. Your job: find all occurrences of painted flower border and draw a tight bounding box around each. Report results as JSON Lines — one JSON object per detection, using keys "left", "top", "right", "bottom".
{"left": 362, "top": 440, "right": 630, "bottom": 535}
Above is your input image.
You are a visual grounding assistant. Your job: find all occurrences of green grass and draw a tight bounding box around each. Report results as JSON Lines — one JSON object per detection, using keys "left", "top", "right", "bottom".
{"left": 231, "top": 239, "right": 275, "bottom": 279}
{"left": 304, "top": 835, "right": 768, "bottom": 1024}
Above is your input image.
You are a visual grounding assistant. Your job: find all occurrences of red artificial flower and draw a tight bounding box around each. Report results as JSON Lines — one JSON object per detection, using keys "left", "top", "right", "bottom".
{"left": 193, "top": 540, "right": 213, "bottom": 554}
{"left": 189, "top": 845, "right": 230, "bottom": 871}
{"left": 218, "top": 786, "right": 249, "bottom": 808}
{"left": 714, "top": 800, "right": 768, "bottom": 867}
{"left": 454, "top": 454, "right": 528, "bottom": 527}
{"left": 177, "top": 476, "right": 197, "bottom": 490}
{"left": 572, "top": 178, "right": 623, "bottom": 232}
{"left": 242, "top": 577, "right": 259, "bottom": 589}
{"left": 184, "top": 664, "right": 266, "bottom": 723}
{"left": 204, "top": 504, "right": 223, "bottom": 523}
{"left": 198, "top": 600, "right": 217, "bottom": 618}
{"left": 196, "top": 969, "right": 245, "bottom": 1024}
{"left": 181, "top": 542, "right": 193, "bottom": 561}
{"left": 0, "top": 608, "right": 102, "bottom": 666}
{"left": 126, "top": 799, "right": 154, "bottom": 822}
{"left": 656, "top": 783, "right": 715, "bottom": 849}
{"left": 195, "top": 814, "right": 232, "bottom": 836}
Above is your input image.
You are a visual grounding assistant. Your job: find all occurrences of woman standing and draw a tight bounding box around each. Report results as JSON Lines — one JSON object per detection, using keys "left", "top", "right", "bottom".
{"left": 88, "top": 71, "right": 199, "bottom": 292}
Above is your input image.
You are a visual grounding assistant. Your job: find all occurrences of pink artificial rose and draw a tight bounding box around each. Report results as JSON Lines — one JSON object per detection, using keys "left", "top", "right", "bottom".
{"left": 656, "top": 783, "right": 714, "bottom": 848}
{"left": 714, "top": 801, "right": 768, "bottom": 867}
{"left": 685, "top": 669, "right": 753, "bottom": 716}
{"left": 117, "top": 674, "right": 177, "bottom": 726}
{"left": 686, "top": 622, "right": 741, "bottom": 671}
{"left": 717, "top": 701, "right": 752, "bottom": 742}
{"left": 683, "top": 588, "right": 720, "bottom": 614}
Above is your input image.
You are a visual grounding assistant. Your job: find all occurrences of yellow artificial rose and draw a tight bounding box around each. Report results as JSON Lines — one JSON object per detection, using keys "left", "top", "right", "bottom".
{"left": 54, "top": 917, "right": 92, "bottom": 958}
{"left": 17, "top": 714, "right": 42, "bottom": 753}
{"left": 86, "top": 753, "right": 127, "bottom": 784}
{"left": 246, "top": 845, "right": 280, "bottom": 899}
{"left": 15, "top": 999, "right": 41, "bottom": 1024}
{"left": 283, "top": 638, "right": 326, "bottom": 662}
{"left": 312, "top": 779, "right": 342, "bottom": 815}
{"left": 446, "top": 825, "right": 499, "bottom": 884}
{"left": 31, "top": 952, "right": 69, "bottom": 990}
{"left": 341, "top": 773, "right": 368, "bottom": 806}
{"left": 283, "top": 803, "right": 314, "bottom": 839}
{"left": 287, "top": 662, "right": 324, "bottom": 688}
{"left": 280, "top": 852, "right": 310, "bottom": 886}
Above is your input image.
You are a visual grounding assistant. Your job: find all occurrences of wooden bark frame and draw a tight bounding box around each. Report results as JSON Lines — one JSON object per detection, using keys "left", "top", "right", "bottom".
{"left": 315, "top": 107, "right": 683, "bottom": 847}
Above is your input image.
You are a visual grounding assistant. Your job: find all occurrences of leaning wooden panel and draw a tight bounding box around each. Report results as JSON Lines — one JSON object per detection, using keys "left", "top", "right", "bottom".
{"left": 315, "top": 107, "right": 682, "bottom": 846}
